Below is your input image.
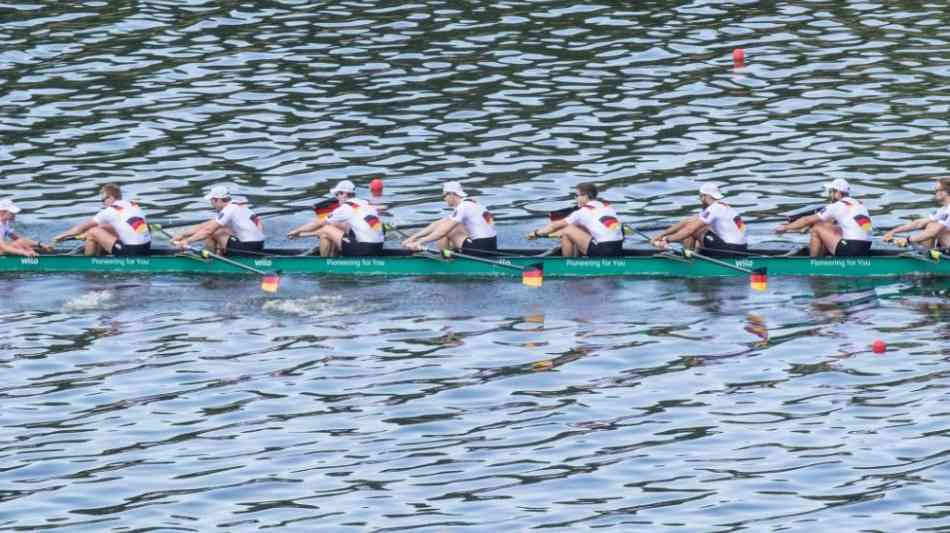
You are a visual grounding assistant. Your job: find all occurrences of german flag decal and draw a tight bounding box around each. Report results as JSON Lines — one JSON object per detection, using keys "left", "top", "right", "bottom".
{"left": 853, "top": 214, "right": 872, "bottom": 232}
{"left": 734, "top": 216, "right": 746, "bottom": 233}
{"left": 483, "top": 211, "right": 494, "bottom": 225}
{"left": 127, "top": 216, "right": 148, "bottom": 234}
{"left": 599, "top": 216, "right": 619, "bottom": 230}
{"left": 364, "top": 214, "right": 381, "bottom": 231}
{"left": 313, "top": 199, "right": 339, "bottom": 221}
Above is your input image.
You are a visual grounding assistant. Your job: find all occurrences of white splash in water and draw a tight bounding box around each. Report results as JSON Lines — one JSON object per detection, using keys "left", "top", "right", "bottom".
{"left": 262, "top": 295, "right": 369, "bottom": 317}
{"left": 63, "top": 290, "right": 119, "bottom": 312}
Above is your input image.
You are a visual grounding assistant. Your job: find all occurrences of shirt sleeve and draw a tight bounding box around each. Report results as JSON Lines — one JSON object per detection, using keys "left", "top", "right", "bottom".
{"left": 93, "top": 207, "right": 114, "bottom": 226}
{"left": 327, "top": 203, "right": 353, "bottom": 224}
{"left": 565, "top": 208, "right": 584, "bottom": 225}
{"left": 817, "top": 202, "right": 838, "bottom": 222}
{"left": 216, "top": 204, "right": 234, "bottom": 226}
{"left": 698, "top": 206, "right": 714, "bottom": 224}
{"left": 449, "top": 203, "right": 468, "bottom": 224}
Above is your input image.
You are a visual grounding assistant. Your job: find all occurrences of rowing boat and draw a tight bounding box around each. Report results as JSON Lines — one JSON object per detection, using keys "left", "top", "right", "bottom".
{"left": 0, "top": 248, "right": 945, "bottom": 279}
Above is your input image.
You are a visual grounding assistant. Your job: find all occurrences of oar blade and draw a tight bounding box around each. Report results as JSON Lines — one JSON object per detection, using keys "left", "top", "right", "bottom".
{"left": 750, "top": 268, "right": 768, "bottom": 292}
{"left": 260, "top": 273, "right": 281, "bottom": 293}
{"left": 522, "top": 263, "right": 544, "bottom": 288}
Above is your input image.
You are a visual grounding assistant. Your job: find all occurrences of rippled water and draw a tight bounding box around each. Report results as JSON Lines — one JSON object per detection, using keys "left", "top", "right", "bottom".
{"left": 2, "top": 1, "right": 950, "bottom": 531}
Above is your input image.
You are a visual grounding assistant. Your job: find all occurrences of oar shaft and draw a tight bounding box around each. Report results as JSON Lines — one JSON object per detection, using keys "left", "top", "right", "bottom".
{"left": 683, "top": 249, "right": 754, "bottom": 274}
{"left": 433, "top": 248, "right": 528, "bottom": 272}
{"left": 152, "top": 225, "right": 269, "bottom": 275}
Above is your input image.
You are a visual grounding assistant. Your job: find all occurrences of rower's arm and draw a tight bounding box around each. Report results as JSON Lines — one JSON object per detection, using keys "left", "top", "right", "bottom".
{"left": 665, "top": 218, "right": 706, "bottom": 243}
{"left": 415, "top": 219, "right": 457, "bottom": 244}
{"left": 884, "top": 218, "right": 928, "bottom": 238}
{"left": 404, "top": 220, "right": 444, "bottom": 243}
{"left": 908, "top": 222, "right": 944, "bottom": 244}
{"left": 657, "top": 218, "right": 691, "bottom": 239}
{"left": 532, "top": 219, "right": 568, "bottom": 238}
{"left": 179, "top": 219, "right": 221, "bottom": 245}
{"left": 779, "top": 213, "right": 821, "bottom": 233}
{"left": 54, "top": 218, "right": 97, "bottom": 241}
{"left": 288, "top": 217, "right": 324, "bottom": 238}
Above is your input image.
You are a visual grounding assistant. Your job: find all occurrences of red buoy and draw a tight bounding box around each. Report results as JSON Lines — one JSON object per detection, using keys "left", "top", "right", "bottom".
{"left": 733, "top": 48, "right": 745, "bottom": 69}
{"left": 369, "top": 178, "right": 383, "bottom": 196}
{"left": 871, "top": 339, "right": 887, "bottom": 354}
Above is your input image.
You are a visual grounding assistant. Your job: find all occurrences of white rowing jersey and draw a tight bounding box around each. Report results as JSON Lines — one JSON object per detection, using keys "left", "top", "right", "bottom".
{"left": 450, "top": 199, "right": 497, "bottom": 240}
{"left": 327, "top": 198, "right": 384, "bottom": 243}
{"left": 94, "top": 200, "right": 150, "bottom": 245}
{"left": 929, "top": 205, "right": 950, "bottom": 229}
{"left": 566, "top": 200, "right": 623, "bottom": 243}
{"left": 0, "top": 221, "right": 15, "bottom": 241}
{"left": 699, "top": 201, "right": 747, "bottom": 245}
{"left": 216, "top": 202, "right": 265, "bottom": 242}
{"left": 817, "top": 197, "right": 872, "bottom": 241}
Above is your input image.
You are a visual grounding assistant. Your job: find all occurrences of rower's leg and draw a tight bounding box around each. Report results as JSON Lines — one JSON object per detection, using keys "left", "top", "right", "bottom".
{"left": 918, "top": 221, "right": 944, "bottom": 248}
{"left": 210, "top": 228, "right": 231, "bottom": 255}
{"left": 560, "top": 225, "right": 592, "bottom": 256}
{"left": 317, "top": 226, "right": 344, "bottom": 257}
{"left": 444, "top": 225, "right": 468, "bottom": 251}
{"left": 84, "top": 227, "right": 117, "bottom": 256}
{"left": 937, "top": 225, "right": 950, "bottom": 249}
{"left": 810, "top": 222, "right": 841, "bottom": 257}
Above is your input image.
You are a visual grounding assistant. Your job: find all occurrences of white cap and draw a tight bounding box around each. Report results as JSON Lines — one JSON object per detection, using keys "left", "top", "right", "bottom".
{"left": 0, "top": 199, "right": 21, "bottom": 214}
{"left": 442, "top": 181, "right": 467, "bottom": 198}
{"left": 330, "top": 180, "right": 356, "bottom": 195}
{"left": 204, "top": 185, "right": 231, "bottom": 201}
{"left": 823, "top": 178, "right": 850, "bottom": 194}
{"left": 699, "top": 183, "right": 724, "bottom": 200}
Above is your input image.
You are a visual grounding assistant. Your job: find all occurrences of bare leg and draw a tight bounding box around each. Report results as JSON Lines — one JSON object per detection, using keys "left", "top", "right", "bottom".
{"left": 210, "top": 227, "right": 232, "bottom": 255}
{"left": 84, "top": 226, "right": 118, "bottom": 256}
{"left": 810, "top": 222, "right": 842, "bottom": 257}
{"left": 444, "top": 225, "right": 469, "bottom": 251}
{"left": 317, "top": 225, "right": 345, "bottom": 257}
{"left": 559, "top": 225, "right": 593, "bottom": 256}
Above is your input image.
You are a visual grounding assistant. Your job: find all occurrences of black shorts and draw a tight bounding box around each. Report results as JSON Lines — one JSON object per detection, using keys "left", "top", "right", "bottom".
{"left": 341, "top": 232, "right": 383, "bottom": 257}
{"left": 585, "top": 239, "right": 623, "bottom": 257}
{"left": 460, "top": 236, "right": 497, "bottom": 256}
{"left": 111, "top": 241, "right": 151, "bottom": 257}
{"left": 834, "top": 239, "right": 871, "bottom": 257}
{"left": 701, "top": 231, "right": 748, "bottom": 258}
{"left": 225, "top": 237, "right": 265, "bottom": 256}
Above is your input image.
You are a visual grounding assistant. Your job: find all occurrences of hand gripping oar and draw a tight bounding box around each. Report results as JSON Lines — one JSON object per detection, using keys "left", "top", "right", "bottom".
{"left": 894, "top": 238, "right": 944, "bottom": 262}
{"left": 149, "top": 224, "right": 281, "bottom": 293}
{"left": 423, "top": 247, "right": 544, "bottom": 288}
{"left": 624, "top": 223, "right": 767, "bottom": 291}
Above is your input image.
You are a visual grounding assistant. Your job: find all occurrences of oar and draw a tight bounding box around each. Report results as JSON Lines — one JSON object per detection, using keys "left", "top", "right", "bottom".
{"left": 624, "top": 223, "right": 767, "bottom": 291}
{"left": 423, "top": 247, "right": 544, "bottom": 287}
{"left": 149, "top": 224, "right": 281, "bottom": 293}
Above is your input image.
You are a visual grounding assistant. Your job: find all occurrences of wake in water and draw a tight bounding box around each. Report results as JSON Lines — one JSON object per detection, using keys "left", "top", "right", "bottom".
{"left": 261, "top": 294, "right": 382, "bottom": 318}
{"left": 62, "top": 290, "right": 120, "bottom": 312}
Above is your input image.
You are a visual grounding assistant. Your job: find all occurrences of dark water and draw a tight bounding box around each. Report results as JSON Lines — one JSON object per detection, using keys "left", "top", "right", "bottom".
{"left": 1, "top": 1, "right": 949, "bottom": 531}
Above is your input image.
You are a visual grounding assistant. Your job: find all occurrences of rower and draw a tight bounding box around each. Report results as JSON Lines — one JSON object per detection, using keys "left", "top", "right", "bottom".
{"left": 287, "top": 180, "right": 383, "bottom": 257}
{"left": 527, "top": 182, "right": 623, "bottom": 257}
{"left": 0, "top": 199, "right": 50, "bottom": 257}
{"left": 401, "top": 181, "right": 497, "bottom": 255}
{"left": 53, "top": 184, "right": 151, "bottom": 257}
{"left": 650, "top": 183, "right": 748, "bottom": 258}
{"left": 882, "top": 177, "right": 950, "bottom": 253}
{"left": 774, "top": 178, "right": 873, "bottom": 257}
{"left": 173, "top": 185, "right": 265, "bottom": 256}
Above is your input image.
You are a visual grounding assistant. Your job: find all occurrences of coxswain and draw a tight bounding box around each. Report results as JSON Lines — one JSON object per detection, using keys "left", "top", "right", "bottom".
{"left": 0, "top": 199, "right": 50, "bottom": 257}
{"left": 173, "top": 185, "right": 265, "bottom": 255}
{"left": 774, "top": 178, "right": 873, "bottom": 257}
{"left": 882, "top": 177, "right": 950, "bottom": 253}
{"left": 287, "top": 180, "right": 384, "bottom": 257}
{"left": 401, "top": 181, "right": 497, "bottom": 255}
{"left": 527, "top": 182, "right": 623, "bottom": 257}
{"left": 53, "top": 184, "right": 151, "bottom": 256}
{"left": 651, "top": 183, "right": 748, "bottom": 257}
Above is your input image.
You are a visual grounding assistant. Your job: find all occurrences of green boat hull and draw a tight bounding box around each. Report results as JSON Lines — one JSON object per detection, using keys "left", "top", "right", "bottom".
{"left": 0, "top": 250, "right": 946, "bottom": 279}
